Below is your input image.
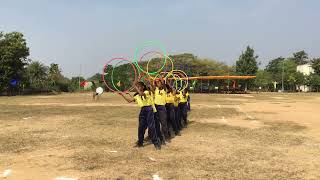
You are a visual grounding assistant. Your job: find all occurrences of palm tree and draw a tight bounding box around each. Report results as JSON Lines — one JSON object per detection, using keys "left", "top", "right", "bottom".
{"left": 48, "top": 63, "right": 62, "bottom": 87}
{"left": 26, "top": 61, "right": 48, "bottom": 89}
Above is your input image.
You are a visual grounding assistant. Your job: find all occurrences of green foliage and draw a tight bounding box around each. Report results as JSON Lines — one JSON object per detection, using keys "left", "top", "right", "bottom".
{"left": 254, "top": 70, "right": 272, "bottom": 90}
{"left": 311, "top": 58, "right": 320, "bottom": 75}
{"left": 88, "top": 73, "right": 102, "bottom": 82}
{"left": 69, "top": 76, "right": 85, "bottom": 92}
{"left": 26, "top": 61, "right": 48, "bottom": 89}
{"left": 236, "top": 46, "right": 258, "bottom": 75}
{"left": 290, "top": 50, "right": 309, "bottom": 65}
{"left": 235, "top": 46, "right": 258, "bottom": 90}
{"left": 288, "top": 72, "right": 305, "bottom": 91}
{"left": 265, "top": 57, "right": 285, "bottom": 82}
{"left": 309, "top": 74, "right": 320, "bottom": 92}
{"left": 265, "top": 58, "right": 299, "bottom": 91}
{"left": 0, "top": 32, "right": 30, "bottom": 92}
{"left": 47, "top": 63, "right": 70, "bottom": 92}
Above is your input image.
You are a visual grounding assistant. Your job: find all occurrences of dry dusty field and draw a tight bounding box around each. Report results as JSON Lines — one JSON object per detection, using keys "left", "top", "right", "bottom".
{"left": 0, "top": 93, "right": 320, "bottom": 180}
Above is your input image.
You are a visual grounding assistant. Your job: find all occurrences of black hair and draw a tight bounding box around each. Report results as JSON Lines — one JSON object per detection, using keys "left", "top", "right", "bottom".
{"left": 135, "top": 81, "right": 147, "bottom": 99}
{"left": 166, "top": 84, "right": 173, "bottom": 93}
{"left": 136, "top": 81, "right": 147, "bottom": 91}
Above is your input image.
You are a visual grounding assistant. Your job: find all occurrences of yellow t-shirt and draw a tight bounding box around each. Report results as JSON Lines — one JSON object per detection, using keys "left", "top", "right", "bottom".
{"left": 134, "top": 91, "right": 153, "bottom": 107}
{"left": 179, "top": 91, "right": 189, "bottom": 103}
{"left": 173, "top": 94, "right": 179, "bottom": 107}
{"left": 154, "top": 87, "right": 167, "bottom": 106}
{"left": 166, "top": 92, "right": 175, "bottom": 104}
{"left": 150, "top": 91, "right": 157, "bottom": 113}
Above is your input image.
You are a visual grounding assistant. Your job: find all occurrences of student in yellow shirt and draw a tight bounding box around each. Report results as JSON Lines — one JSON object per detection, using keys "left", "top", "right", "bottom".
{"left": 178, "top": 88, "right": 190, "bottom": 127}
{"left": 119, "top": 81, "right": 161, "bottom": 150}
{"left": 165, "top": 84, "right": 181, "bottom": 136}
{"left": 150, "top": 76, "right": 170, "bottom": 144}
{"left": 174, "top": 89, "right": 182, "bottom": 131}
{"left": 187, "top": 87, "right": 191, "bottom": 111}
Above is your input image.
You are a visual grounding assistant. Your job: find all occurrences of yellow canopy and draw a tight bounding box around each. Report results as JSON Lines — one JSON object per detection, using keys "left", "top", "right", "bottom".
{"left": 168, "top": 75, "right": 256, "bottom": 80}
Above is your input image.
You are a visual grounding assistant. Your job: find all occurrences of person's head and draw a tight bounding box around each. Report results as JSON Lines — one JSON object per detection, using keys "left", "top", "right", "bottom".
{"left": 166, "top": 84, "right": 173, "bottom": 93}
{"left": 155, "top": 79, "right": 162, "bottom": 88}
{"left": 183, "top": 88, "right": 188, "bottom": 94}
{"left": 135, "top": 81, "right": 147, "bottom": 92}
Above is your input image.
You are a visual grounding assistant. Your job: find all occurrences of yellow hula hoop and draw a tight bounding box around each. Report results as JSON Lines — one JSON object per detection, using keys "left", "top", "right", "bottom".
{"left": 146, "top": 54, "right": 174, "bottom": 78}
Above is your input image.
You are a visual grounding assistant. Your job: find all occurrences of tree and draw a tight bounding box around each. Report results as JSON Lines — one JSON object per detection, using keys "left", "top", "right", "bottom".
{"left": 0, "top": 32, "right": 30, "bottom": 94}
{"left": 236, "top": 46, "right": 258, "bottom": 75}
{"left": 48, "top": 63, "right": 62, "bottom": 86}
{"left": 254, "top": 70, "right": 272, "bottom": 90}
{"left": 265, "top": 57, "right": 285, "bottom": 83}
{"left": 291, "top": 50, "right": 309, "bottom": 65}
{"left": 69, "top": 76, "right": 85, "bottom": 92}
{"left": 311, "top": 58, "right": 320, "bottom": 75}
{"left": 236, "top": 46, "right": 258, "bottom": 90}
{"left": 26, "top": 61, "right": 48, "bottom": 89}
{"left": 283, "top": 60, "right": 298, "bottom": 91}
{"left": 290, "top": 72, "right": 305, "bottom": 91}
{"left": 309, "top": 74, "right": 320, "bottom": 92}
{"left": 47, "top": 63, "right": 70, "bottom": 92}
{"left": 265, "top": 57, "right": 298, "bottom": 91}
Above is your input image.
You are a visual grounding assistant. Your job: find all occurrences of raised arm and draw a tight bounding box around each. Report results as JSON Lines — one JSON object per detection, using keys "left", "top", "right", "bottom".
{"left": 160, "top": 75, "right": 167, "bottom": 91}
{"left": 118, "top": 92, "right": 135, "bottom": 103}
{"left": 148, "top": 78, "right": 156, "bottom": 93}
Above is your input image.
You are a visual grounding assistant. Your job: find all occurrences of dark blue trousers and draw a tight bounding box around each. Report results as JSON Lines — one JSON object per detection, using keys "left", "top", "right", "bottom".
{"left": 155, "top": 105, "right": 169, "bottom": 141}
{"left": 166, "top": 103, "right": 180, "bottom": 135}
{"left": 174, "top": 106, "right": 181, "bottom": 130}
{"left": 179, "top": 102, "right": 188, "bottom": 126}
{"left": 138, "top": 106, "right": 159, "bottom": 145}
{"left": 187, "top": 96, "right": 191, "bottom": 111}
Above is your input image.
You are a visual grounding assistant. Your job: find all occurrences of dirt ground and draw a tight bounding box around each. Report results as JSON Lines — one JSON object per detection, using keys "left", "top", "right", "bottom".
{"left": 0, "top": 93, "right": 320, "bottom": 180}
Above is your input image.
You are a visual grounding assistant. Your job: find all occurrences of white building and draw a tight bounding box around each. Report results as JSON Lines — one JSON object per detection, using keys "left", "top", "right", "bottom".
{"left": 296, "top": 63, "right": 314, "bottom": 92}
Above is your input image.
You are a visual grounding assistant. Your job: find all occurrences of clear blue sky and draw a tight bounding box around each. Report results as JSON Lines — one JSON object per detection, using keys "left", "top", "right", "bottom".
{"left": 1, "top": 0, "right": 320, "bottom": 78}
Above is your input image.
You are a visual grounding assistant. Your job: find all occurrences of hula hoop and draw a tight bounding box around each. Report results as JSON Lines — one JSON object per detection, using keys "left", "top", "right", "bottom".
{"left": 133, "top": 41, "right": 167, "bottom": 75}
{"left": 140, "top": 51, "right": 165, "bottom": 77}
{"left": 111, "top": 60, "right": 136, "bottom": 92}
{"left": 102, "top": 58, "right": 137, "bottom": 93}
{"left": 165, "top": 72, "right": 183, "bottom": 90}
{"left": 169, "top": 70, "right": 189, "bottom": 91}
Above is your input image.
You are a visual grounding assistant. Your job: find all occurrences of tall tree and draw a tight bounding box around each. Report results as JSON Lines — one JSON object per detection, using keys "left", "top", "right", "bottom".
{"left": 236, "top": 46, "right": 258, "bottom": 90}
{"left": 291, "top": 50, "right": 309, "bottom": 65}
{"left": 69, "top": 76, "right": 85, "bottom": 92}
{"left": 254, "top": 70, "right": 272, "bottom": 90}
{"left": 26, "top": 61, "right": 48, "bottom": 89}
{"left": 0, "top": 32, "right": 30, "bottom": 93}
{"left": 309, "top": 74, "right": 320, "bottom": 92}
{"left": 48, "top": 63, "right": 63, "bottom": 90}
{"left": 265, "top": 57, "right": 285, "bottom": 83}
{"left": 48, "top": 63, "right": 62, "bottom": 86}
{"left": 311, "top": 58, "right": 320, "bottom": 75}
{"left": 236, "top": 46, "right": 258, "bottom": 75}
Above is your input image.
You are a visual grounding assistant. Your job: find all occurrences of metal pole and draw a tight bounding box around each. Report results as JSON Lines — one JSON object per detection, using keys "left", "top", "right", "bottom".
{"left": 281, "top": 60, "right": 284, "bottom": 92}
{"left": 79, "top": 64, "right": 82, "bottom": 91}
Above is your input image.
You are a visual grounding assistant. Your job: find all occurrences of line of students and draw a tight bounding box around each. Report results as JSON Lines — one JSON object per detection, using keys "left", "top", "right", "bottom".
{"left": 119, "top": 78, "right": 190, "bottom": 150}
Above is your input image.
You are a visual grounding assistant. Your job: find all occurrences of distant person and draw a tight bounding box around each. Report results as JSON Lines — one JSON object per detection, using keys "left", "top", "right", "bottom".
{"left": 91, "top": 81, "right": 98, "bottom": 100}
{"left": 174, "top": 89, "right": 182, "bottom": 131}
{"left": 178, "top": 88, "right": 189, "bottom": 127}
{"left": 150, "top": 76, "right": 170, "bottom": 144}
{"left": 165, "top": 84, "right": 181, "bottom": 137}
{"left": 119, "top": 82, "right": 161, "bottom": 150}
{"left": 186, "top": 87, "right": 191, "bottom": 112}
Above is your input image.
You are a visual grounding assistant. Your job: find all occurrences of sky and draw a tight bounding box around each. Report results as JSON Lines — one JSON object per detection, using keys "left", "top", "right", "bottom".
{"left": 1, "top": 0, "right": 320, "bottom": 78}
